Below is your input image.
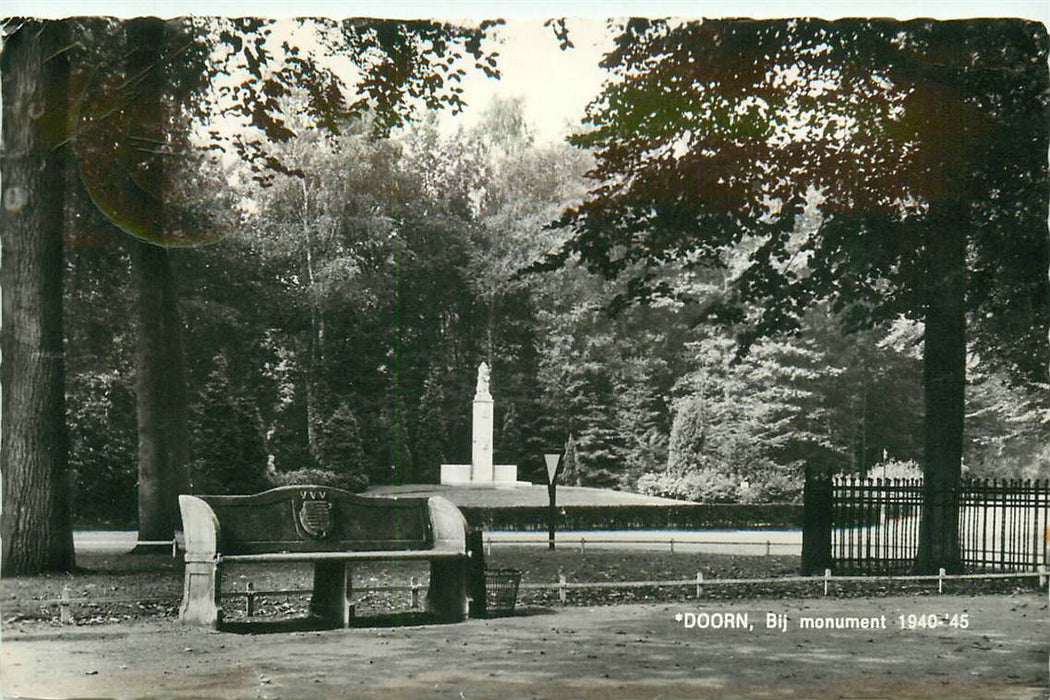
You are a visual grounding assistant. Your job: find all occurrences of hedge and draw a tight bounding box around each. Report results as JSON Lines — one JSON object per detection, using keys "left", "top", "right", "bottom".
{"left": 460, "top": 503, "right": 803, "bottom": 531}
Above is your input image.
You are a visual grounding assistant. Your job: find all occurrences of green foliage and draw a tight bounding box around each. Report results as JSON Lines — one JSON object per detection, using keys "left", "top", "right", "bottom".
{"left": 658, "top": 332, "right": 829, "bottom": 502}
{"left": 67, "top": 370, "right": 138, "bottom": 523}
{"left": 268, "top": 397, "right": 314, "bottom": 474}
{"left": 556, "top": 19, "right": 1047, "bottom": 374}
{"left": 560, "top": 434, "right": 580, "bottom": 487}
{"left": 741, "top": 468, "right": 804, "bottom": 504}
{"left": 646, "top": 315, "right": 930, "bottom": 503}
{"left": 495, "top": 401, "right": 523, "bottom": 466}
{"left": 963, "top": 371, "right": 1050, "bottom": 480}
{"left": 413, "top": 368, "right": 448, "bottom": 483}
{"left": 461, "top": 503, "right": 803, "bottom": 530}
{"left": 188, "top": 354, "right": 269, "bottom": 495}
{"left": 534, "top": 288, "right": 678, "bottom": 488}
{"left": 315, "top": 401, "right": 368, "bottom": 485}
{"left": 270, "top": 467, "right": 368, "bottom": 493}
{"left": 868, "top": 459, "right": 923, "bottom": 481}
{"left": 56, "top": 26, "right": 1047, "bottom": 524}
{"left": 547, "top": 20, "right": 1046, "bottom": 567}
{"left": 64, "top": 223, "right": 138, "bottom": 524}
{"left": 808, "top": 315, "right": 924, "bottom": 474}
{"left": 636, "top": 469, "right": 741, "bottom": 503}
{"left": 384, "top": 389, "right": 416, "bottom": 486}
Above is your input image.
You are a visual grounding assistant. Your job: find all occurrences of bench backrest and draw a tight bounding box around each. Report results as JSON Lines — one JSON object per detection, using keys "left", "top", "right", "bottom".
{"left": 185, "top": 486, "right": 435, "bottom": 556}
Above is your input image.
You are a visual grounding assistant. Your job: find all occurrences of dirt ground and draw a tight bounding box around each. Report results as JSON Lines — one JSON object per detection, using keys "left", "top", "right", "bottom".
{"left": 2, "top": 593, "right": 1046, "bottom": 699}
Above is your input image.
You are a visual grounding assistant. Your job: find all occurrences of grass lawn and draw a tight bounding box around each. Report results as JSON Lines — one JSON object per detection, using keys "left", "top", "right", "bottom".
{"left": 366, "top": 483, "right": 687, "bottom": 507}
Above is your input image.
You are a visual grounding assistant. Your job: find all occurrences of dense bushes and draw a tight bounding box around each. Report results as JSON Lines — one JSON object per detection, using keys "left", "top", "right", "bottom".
{"left": 68, "top": 370, "right": 138, "bottom": 524}
{"left": 188, "top": 354, "right": 270, "bottom": 495}
{"left": 269, "top": 467, "right": 368, "bottom": 493}
{"left": 636, "top": 469, "right": 739, "bottom": 503}
{"left": 313, "top": 401, "right": 368, "bottom": 486}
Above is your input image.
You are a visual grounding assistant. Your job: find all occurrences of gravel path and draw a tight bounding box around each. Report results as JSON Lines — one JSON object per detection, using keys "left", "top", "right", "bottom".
{"left": 3, "top": 593, "right": 1046, "bottom": 699}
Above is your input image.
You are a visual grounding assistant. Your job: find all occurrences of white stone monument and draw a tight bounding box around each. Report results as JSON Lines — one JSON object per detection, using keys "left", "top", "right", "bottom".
{"left": 440, "top": 362, "right": 523, "bottom": 486}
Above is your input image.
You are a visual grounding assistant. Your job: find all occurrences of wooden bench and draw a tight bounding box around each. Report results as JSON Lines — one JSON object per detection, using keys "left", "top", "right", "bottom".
{"left": 178, "top": 485, "right": 471, "bottom": 628}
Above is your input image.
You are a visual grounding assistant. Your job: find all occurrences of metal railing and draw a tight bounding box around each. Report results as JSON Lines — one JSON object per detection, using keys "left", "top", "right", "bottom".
{"left": 482, "top": 536, "right": 797, "bottom": 556}
{"left": 828, "top": 477, "right": 1049, "bottom": 574}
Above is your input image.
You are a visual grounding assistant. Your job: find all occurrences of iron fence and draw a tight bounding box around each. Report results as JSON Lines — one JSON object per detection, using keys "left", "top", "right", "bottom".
{"left": 823, "top": 476, "right": 1049, "bottom": 575}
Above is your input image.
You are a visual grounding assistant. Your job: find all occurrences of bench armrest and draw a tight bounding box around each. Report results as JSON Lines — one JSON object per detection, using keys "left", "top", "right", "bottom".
{"left": 427, "top": 496, "right": 468, "bottom": 553}
{"left": 179, "top": 495, "right": 220, "bottom": 561}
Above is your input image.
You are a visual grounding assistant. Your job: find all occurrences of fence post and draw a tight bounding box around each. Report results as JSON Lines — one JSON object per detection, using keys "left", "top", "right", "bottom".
{"left": 670, "top": 538, "right": 675, "bottom": 554}
{"left": 938, "top": 568, "right": 945, "bottom": 594}
{"left": 802, "top": 464, "right": 833, "bottom": 575}
{"left": 558, "top": 572, "right": 567, "bottom": 605}
{"left": 1038, "top": 564, "right": 1046, "bottom": 588}
{"left": 765, "top": 540, "right": 771, "bottom": 557}
{"left": 171, "top": 539, "right": 178, "bottom": 559}
{"left": 246, "top": 581, "right": 255, "bottom": 617}
{"left": 60, "top": 585, "right": 72, "bottom": 624}
{"left": 823, "top": 568, "right": 831, "bottom": 596}
{"left": 410, "top": 577, "right": 421, "bottom": 610}
{"left": 580, "top": 537, "right": 586, "bottom": 553}
{"left": 695, "top": 572, "right": 704, "bottom": 599}
{"left": 486, "top": 538, "right": 492, "bottom": 557}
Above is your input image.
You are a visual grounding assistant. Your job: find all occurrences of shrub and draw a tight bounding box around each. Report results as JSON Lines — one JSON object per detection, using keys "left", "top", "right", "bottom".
{"left": 189, "top": 354, "right": 269, "bottom": 495}
{"left": 68, "top": 370, "right": 138, "bottom": 524}
{"left": 460, "top": 503, "right": 803, "bottom": 530}
{"left": 270, "top": 467, "right": 368, "bottom": 493}
{"left": 741, "top": 469, "right": 804, "bottom": 503}
{"left": 315, "top": 401, "right": 368, "bottom": 482}
{"left": 636, "top": 469, "right": 740, "bottom": 503}
{"left": 868, "top": 458, "right": 923, "bottom": 481}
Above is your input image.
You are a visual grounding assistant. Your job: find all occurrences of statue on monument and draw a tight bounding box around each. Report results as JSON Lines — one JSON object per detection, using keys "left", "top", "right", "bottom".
{"left": 475, "top": 361, "right": 491, "bottom": 399}
{"left": 440, "top": 360, "right": 519, "bottom": 485}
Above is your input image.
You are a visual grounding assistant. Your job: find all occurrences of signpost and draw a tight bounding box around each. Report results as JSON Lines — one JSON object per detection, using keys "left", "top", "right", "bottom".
{"left": 544, "top": 451, "right": 562, "bottom": 550}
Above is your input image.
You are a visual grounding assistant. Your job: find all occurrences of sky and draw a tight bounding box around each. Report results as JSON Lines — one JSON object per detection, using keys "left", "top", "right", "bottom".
{"left": 443, "top": 18, "right": 612, "bottom": 143}
{"left": 6, "top": 1, "right": 1050, "bottom": 144}
{"left": 11, "top": 0, "right": 1050, "bottom": 20}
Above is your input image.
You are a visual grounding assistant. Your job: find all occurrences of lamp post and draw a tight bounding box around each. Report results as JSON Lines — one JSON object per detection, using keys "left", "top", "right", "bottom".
{"left": 544, "top": 451, "right": 562, "bottom": 550}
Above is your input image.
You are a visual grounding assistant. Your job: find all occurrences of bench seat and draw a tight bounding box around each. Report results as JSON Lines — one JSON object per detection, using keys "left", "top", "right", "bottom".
{"left": 221, "top": 549, "right": 466, "bottom": 563}
{"left": 178, "top": 486, "right": 472, "bottom": 628}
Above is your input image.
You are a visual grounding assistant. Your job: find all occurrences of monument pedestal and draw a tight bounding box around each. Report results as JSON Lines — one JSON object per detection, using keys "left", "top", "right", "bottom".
{"left": 471, "top": 396, "right": 494, "bottom": 483}
{"left": 440, "top": 463, "right": 473, "bottom": 485}
{"left": 440, "top": 463, "right": 525, "bottom": 486}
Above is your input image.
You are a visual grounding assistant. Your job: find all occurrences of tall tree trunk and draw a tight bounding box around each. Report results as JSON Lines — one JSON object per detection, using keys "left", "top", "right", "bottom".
{"left": 1, "top": 20, "right": 76, "bottom": 575}
{"left": 300, "top": 180, "right": 326, "bottom": 461}
{"left": 132, "top": 242, "right": 190, "bottom": 540}
{"left": 915, "top": 203, "right": 967, "bottom": 574}
{"left": 126, "top": 18, "right": 190, "bottom": 542}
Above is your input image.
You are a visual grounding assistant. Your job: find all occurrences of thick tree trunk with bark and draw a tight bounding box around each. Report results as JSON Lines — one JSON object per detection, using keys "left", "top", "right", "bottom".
{"left": 126, "top": 18, "right": 191, "bottom": 542}
{"left": 0, "top": 20, "right": 76, "bottom": 575}
{"left": 915, "top": 203, "right": 967, "bottom": 574}
{"left": 132, "top": 242, "right": 190, "bottom": 540}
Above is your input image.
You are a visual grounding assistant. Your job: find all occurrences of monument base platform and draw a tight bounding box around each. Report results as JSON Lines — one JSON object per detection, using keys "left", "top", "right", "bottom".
{"left": 440, "top": 463, "right": 525, "bottom": 487}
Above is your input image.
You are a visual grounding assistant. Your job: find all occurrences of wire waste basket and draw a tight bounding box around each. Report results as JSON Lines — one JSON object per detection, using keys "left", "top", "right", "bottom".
{"left": 484, "top": 568, "right": 522, "bottom": 616}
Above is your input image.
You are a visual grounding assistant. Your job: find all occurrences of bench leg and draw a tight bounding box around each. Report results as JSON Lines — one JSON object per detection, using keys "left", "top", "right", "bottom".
{"left": 310, "top": 561, "right": 353, "bottom": 627}
{"left": 179, "top": 558, "right": 220, "bottom": 628}
{"left": 427, "top": 558, "right": 469, "bottom": 622}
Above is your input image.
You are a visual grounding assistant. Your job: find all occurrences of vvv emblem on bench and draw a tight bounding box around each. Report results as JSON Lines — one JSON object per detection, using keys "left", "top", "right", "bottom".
{"left": 295, "top": 490, "right": 334, "bottom": 540}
